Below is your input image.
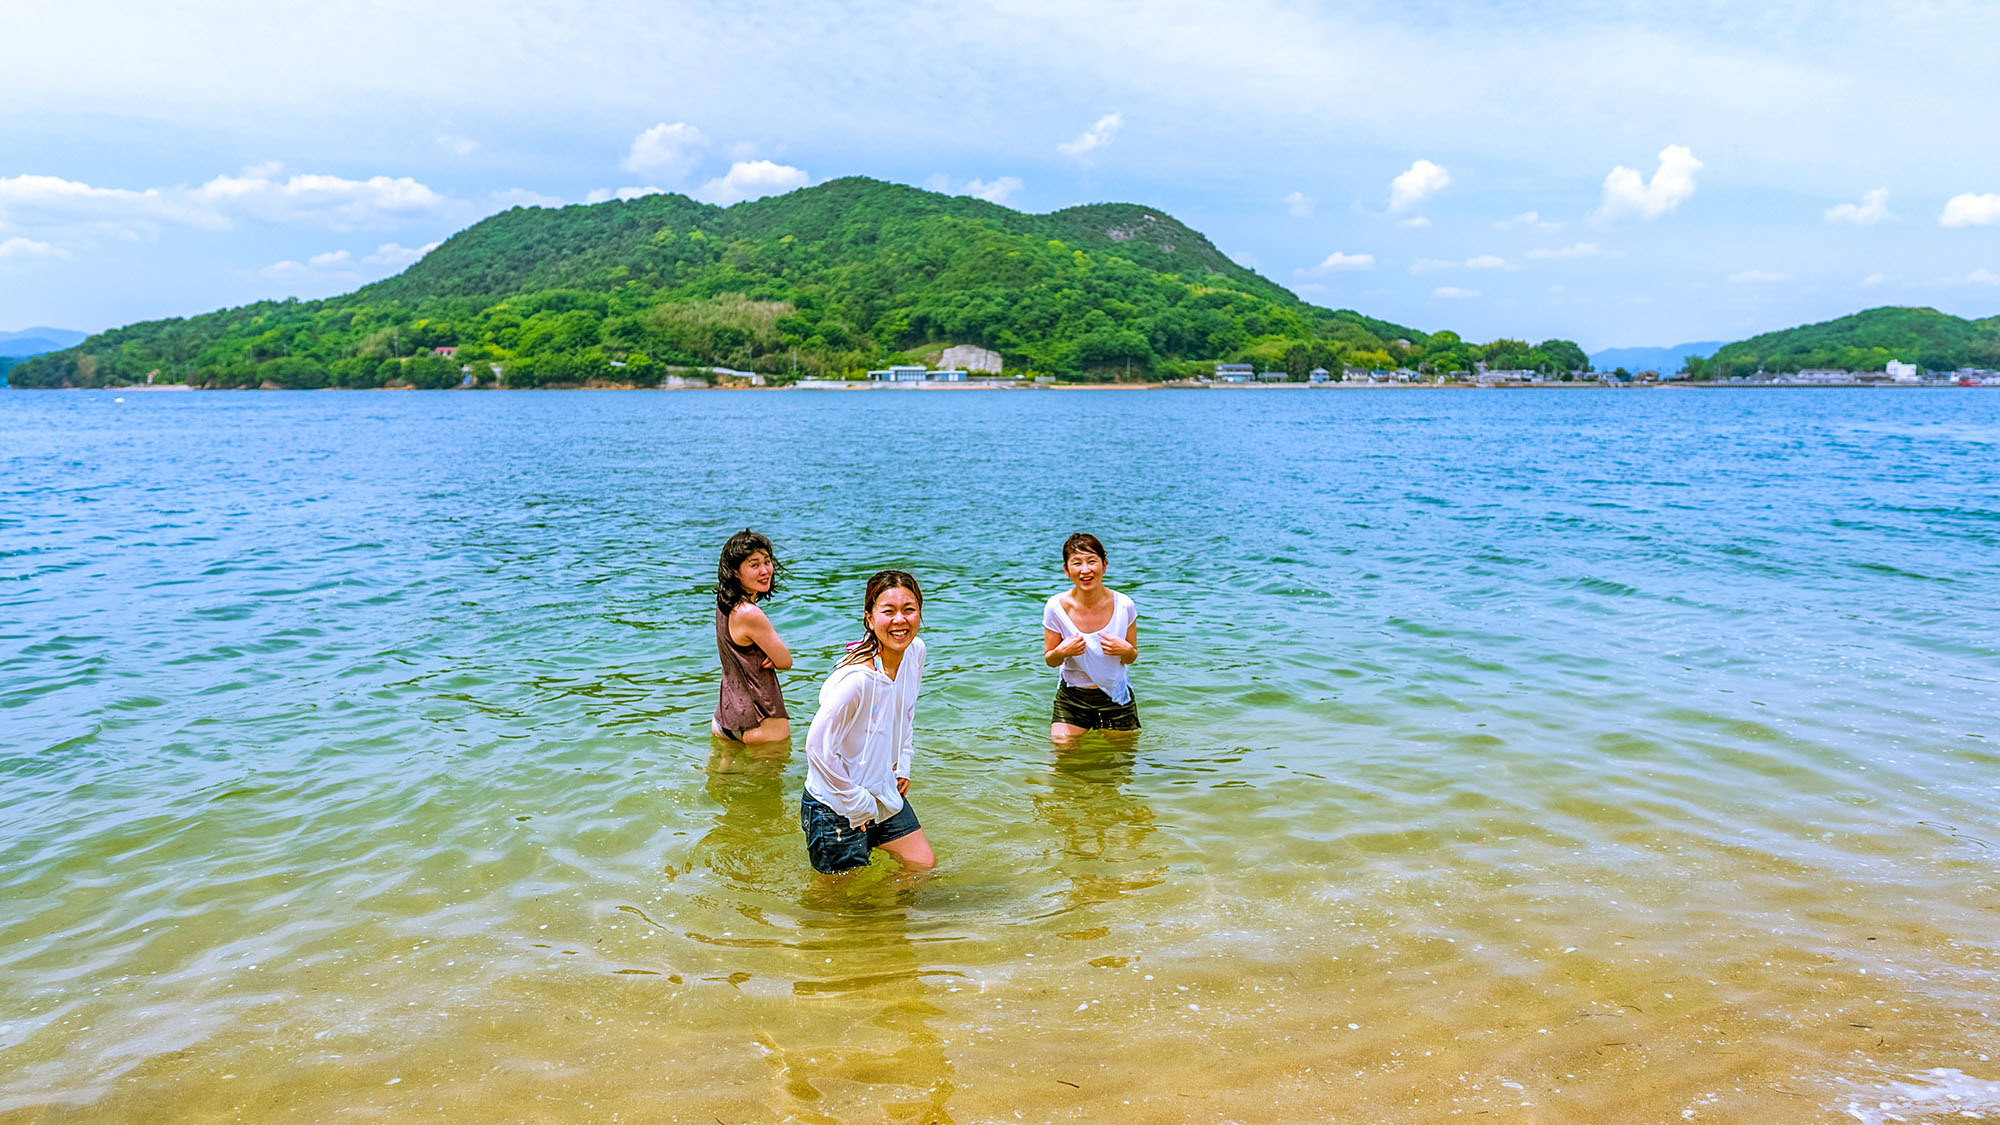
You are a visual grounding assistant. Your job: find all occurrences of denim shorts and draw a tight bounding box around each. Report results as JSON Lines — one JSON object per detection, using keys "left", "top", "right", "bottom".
{"left": 800, "top": 793, "right": 921, "bottom": 874}
{"left": 1052, "top": 683, "right": 1141, "bottom": 731}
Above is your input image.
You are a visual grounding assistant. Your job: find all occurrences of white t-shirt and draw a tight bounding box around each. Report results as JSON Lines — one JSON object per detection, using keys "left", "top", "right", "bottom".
{"left": 1043, "top": 591, "right": 1136, "bottom": 705}
{"left": 804, "top": 638, "right": 925, "bottom": 829}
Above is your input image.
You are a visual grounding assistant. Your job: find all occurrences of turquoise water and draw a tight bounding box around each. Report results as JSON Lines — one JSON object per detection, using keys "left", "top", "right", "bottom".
{"left": 3, "top": 387, "right": 1999, "bottom": 1122}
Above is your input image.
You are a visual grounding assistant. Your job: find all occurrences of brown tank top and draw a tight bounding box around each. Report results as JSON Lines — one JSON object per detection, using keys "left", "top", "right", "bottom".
{"left": 715, "top": 606, "right": 787, "bottom": 729}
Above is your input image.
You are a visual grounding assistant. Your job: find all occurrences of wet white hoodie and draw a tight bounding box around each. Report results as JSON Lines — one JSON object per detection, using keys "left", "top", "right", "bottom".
{"left": 804, "top": 638, "right": 925, "bottom": 829}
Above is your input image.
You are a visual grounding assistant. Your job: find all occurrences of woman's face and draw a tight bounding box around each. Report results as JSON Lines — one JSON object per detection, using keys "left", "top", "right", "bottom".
{"left": 736, "top": 550, "right": 774, "bottom": 595}
{"left": 1064, "top": 550, "right": 1105, "bottom": 590}
{"left": 866, "top": 586, "right": 922, "bottom": 654}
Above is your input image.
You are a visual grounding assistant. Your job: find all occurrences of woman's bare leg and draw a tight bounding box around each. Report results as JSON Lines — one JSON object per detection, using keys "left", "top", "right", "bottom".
{"left": 740, "top": 716, "right": 791, "bottom": 745}
{"left": 877, "top": 829, "right": 935, "bottom": 869}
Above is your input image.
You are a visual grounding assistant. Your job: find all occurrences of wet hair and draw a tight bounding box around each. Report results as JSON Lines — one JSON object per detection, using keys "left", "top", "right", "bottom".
{"left": 839, "top": 569, "right": 923, "bottom": 668}
{"left": 1062, "top": 532, "right": 1107, "bottom": 565}
{"left": 715, "top": 529, "right": 783, "bottom": 615}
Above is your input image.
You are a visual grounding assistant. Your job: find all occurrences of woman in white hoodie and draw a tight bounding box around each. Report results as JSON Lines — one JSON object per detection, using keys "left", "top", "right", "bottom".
{"left": 801, "top": 570, "right": 936, "bottom": 875}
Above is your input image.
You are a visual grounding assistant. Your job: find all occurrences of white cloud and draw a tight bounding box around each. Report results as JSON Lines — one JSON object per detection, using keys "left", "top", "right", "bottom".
{"left": 693, "top": 160, "right": 809, "bottom": 206}
{"left": 0, "top": 173, "right": 222, "bottom": 231}
{"left": 1825, "top": 188, "right": 1893, "bottom": 225}
{"left": 1527, "top": 242, "right": 1600, "bottom": 260}
{"left": 1728, "top": 269, "right": 1786, "bottom": 284}
{"left": 487, "top": 187, "right": 564, "bottom": 211}
{"left": 1598, "top": 144, "right": 1701, "bottom": 222}
{"left": 1396, "top": 216, "right": 1430, "bottom": 229}
{"left": 1312, "top": 251, "right": 1373, "bottom": 271}
{"left": 364, "top": 241, "right": 439, "bottom": 267}
{"left": 1465, "top": 254, "right": 1507, "bottom": 269}
{"left": 1941, "top": 193, "right": 2000, "bottom": 227}
{"left": 1967, "top": 267, "right": 2000, "bottom": 286}
{"left": 1229, "top": 249, "right": 1258, "bottom": 269}
{"left": 261, "top": 241, "right": 447, "bottom": 286}
{"left": 1861, "top": 272, "right": 1886, "bottom": 286}
{"left": 1494, "top": 210, "right": 1559, "bottom": 232}
{"left": 259, "top": 248, "right": 360, "bottom": 288}
{"left": 0, "top": 236, "right": 71, "bottom": 260}
{"left": 964, "top": 176, "right": 1024, "bottom": 205}
{"left": 1285, "top": 190, "right": 1314, "bottom": 218}
{"left": 0, "top": 167, "right": 450, "bottom": 234}
{"left": 1388, "top": 159, "right": 1449, "bottom": 212}
{"left": 1058, "top": 112, "right": 1123, "bottom": 158}
{"left": 1410, "top": 257, "right": 1454, "bottom": 274}
{"left": 436, "top": 134, "right": 478, "bottom": 157}
{"left": 1432, "top": 286, "right": 1478, "bottom": 298}
{"left": 621, "top": 122, "right": 708, "bottom": 179}
{"left": 584, "top": 185, "right": 668, "bottom": 203}
{"left": 190, "top": 167, "right": 448, "bottom": 229}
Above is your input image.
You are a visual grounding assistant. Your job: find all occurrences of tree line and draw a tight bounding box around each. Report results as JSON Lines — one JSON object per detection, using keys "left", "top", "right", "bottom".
{"left": 10, "top": 178, "right": 1589, "bottom": 389}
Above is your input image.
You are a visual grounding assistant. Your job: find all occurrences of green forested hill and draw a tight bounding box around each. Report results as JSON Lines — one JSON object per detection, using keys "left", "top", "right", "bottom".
{"left": 11, "top": 178, "right": 1583, "bottom": 388}
{"left": 1689, "top": 306, "right": 2000, "bottom": 377}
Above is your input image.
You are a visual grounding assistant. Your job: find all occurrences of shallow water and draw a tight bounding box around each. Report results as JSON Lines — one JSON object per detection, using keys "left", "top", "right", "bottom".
{"left": 3, "top": 387, "right": 1998, "bottom": 1122}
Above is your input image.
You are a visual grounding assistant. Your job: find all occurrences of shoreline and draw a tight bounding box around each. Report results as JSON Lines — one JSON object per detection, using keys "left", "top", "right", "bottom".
{"left": 14, "top": 380, "right": 1991, "bottom": 393}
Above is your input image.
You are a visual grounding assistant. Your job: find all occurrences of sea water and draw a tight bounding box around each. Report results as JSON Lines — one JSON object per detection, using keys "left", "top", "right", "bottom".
{"left": 2, "top": 387, "right": 1997, "bottom": 1122}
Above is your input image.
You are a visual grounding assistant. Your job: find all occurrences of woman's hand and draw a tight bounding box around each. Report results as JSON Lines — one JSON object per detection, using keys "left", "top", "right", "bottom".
{"left": 1051, "top": 633, "right": 1088, "bottom": 660}
{"left": 1097, "top": 632, "right": 1135, "bottom": 659}
{"left": 897, "top": 776, "right": 911, "bottom": 795}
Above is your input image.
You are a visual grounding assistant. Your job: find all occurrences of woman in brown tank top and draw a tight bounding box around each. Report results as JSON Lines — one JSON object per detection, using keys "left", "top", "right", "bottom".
{"left": 711, "top": 529, "right": 793, "bottom": 744}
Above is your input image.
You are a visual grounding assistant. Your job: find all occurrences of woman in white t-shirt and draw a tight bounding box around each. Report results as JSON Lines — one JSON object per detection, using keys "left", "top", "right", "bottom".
{"left": 1042, "top": 532, "right": 1139, "bottom": 749}
{"left": 801, "top": 570, "right": 937, "bottom": 875}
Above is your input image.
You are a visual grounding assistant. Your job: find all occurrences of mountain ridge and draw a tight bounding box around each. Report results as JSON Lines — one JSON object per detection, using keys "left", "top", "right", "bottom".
{"left": 8, "top": 178, "right": 1585, "bottom": 388}
{"left": 1589, "top": 341, "right": 1723, "bottom": 374}
{"left": 1686, "top": 306, "right": 2000, "bottom": 377}
{"left": 0, "top": 327, "right": 87, "bottom": 357}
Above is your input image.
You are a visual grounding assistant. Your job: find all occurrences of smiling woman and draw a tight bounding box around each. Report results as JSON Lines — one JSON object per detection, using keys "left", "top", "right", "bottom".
{"left": 802, "top": 569, "right": 935, "bottom": 876}
{"left": 711, "top": 529, "right": 792, "bottom": 745}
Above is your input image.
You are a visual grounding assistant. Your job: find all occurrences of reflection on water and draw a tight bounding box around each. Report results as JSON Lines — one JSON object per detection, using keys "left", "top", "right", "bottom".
{"left": 698, "top": 735, "right": 796, "bottom": 887}
{"left": 1033, "top": 745, "right": 1165, "bottom": 914}
{"left": 4, "top": 389, "right": 2000, "bottom": 1120}
{"left": 774, "top": 884, "right": 958, "bottom": 1123}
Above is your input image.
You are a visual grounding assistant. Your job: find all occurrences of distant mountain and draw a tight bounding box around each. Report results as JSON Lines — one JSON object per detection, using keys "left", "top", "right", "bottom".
{"left": 1696, "top": 307, "right": 2000, "bottom": 377}
{"left": 1589, "top": 341, "right": 1723, "bottom": 374}
{"left": 11, "top": 179, "right": 1419, "bottom": 387}
{"left": 0, "top": 327, "right": 87, "bottom": 357}
{"left": 9, "top": 178, "right": 1579, "bottom": 390}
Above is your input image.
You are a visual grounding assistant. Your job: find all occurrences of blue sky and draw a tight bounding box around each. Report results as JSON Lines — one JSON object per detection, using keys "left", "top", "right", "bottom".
{"left": 6, "top": 0, "right": 2000, "bottom": 351}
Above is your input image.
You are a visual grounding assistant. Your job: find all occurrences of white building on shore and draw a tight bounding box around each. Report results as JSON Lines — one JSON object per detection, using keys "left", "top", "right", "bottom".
{"left": 866, "top": 365, "right": 969, "bottom": 383}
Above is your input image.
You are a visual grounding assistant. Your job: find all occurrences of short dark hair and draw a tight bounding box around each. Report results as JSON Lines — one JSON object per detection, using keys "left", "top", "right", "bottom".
{"left": 1062, "top": 532, "right": 1106, "bottom": 564}
{"left": 715, "top": 529, "right": 782, "bottom": 614}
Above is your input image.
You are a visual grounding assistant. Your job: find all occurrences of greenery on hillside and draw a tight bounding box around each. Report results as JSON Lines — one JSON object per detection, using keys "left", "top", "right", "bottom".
{"left": 11, "top": 178, "right": 1587, "bottom": 389}
{"left": 1688, "top": 306, "right": 2000, "bottom": 378}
